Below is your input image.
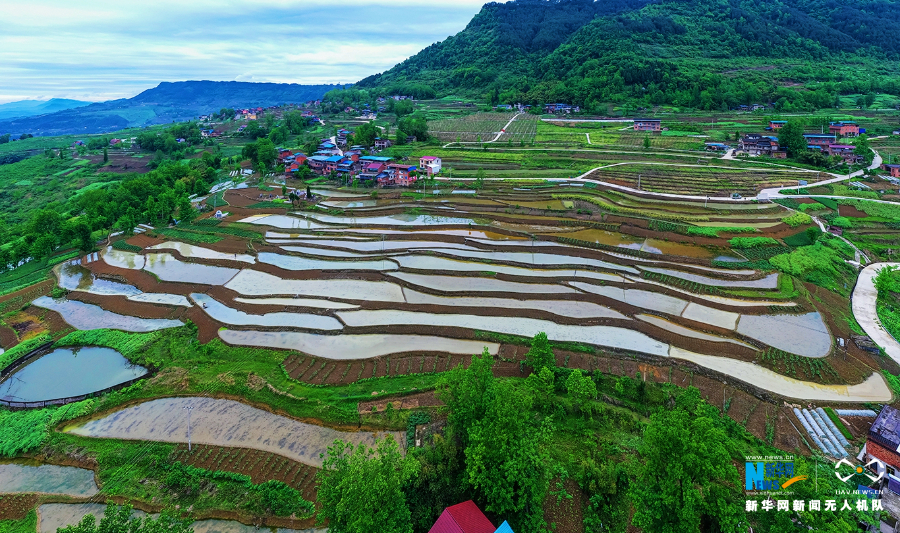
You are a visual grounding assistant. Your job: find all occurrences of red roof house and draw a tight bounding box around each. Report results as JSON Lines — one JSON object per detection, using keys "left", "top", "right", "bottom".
{"left": 428, "top": 501, "right": 495, "bottom": 533}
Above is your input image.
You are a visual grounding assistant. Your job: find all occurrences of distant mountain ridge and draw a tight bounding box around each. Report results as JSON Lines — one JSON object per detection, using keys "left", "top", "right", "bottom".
{"left": 0, "top": 99, "right": 92, "bottom": 121}
{"left": 358, "top": 0, "right": 900, "bottom": 110}
{"left": 0, "top": 81, "right": 338, "bottom": 137}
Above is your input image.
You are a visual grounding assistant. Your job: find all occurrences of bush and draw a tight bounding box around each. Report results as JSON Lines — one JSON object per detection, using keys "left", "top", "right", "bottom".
{"left": 111, "top": 240, "right": 142, "bottom": 252}
{"left": 729, "top": 237, "right": 779, "bottom": 248}
{"left": 782, "top": 212, "right": 812, "bottom": 227}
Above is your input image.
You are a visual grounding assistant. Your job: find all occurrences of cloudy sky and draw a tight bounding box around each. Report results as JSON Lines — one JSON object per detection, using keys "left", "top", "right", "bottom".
{"left": 0, "top": 0, "right": 491, "bottom": 104}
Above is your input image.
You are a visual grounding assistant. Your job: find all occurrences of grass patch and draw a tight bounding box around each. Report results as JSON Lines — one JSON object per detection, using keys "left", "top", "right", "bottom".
{"left": 0, "top": 333, "right": 52, "bottom": 373}
{"left": 152, "top": 228, "right": 223, "bottom": 243}
{"left": 0, "top": 509, "right": 37, "bottom": 533}
{"left": 783, "top": 230, "right": 815, "bottom": 247}
{"left": 112, "top": 240, "right": 142, "bottom": 252}
{"left": 823, "top": 407, "right": 854, "bottom": 441}
{"left": 729, "top": 237, "right": 779, "bottom": 248}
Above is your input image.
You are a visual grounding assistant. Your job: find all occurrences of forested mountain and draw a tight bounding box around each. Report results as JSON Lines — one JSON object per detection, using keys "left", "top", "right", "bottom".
{"left": 357, "top": 0, "right": 900, "bottom": 110}
{"left": 0, "top": 81, "right": 337, "bottom": 137}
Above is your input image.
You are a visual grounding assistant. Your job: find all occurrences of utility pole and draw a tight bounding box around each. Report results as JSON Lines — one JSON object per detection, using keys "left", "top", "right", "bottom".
{"left": 184, "top": 405, "right": 194, "bottom": 451}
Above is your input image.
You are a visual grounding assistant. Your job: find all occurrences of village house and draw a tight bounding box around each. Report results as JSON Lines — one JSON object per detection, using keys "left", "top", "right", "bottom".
{"left": 768, "top": 120, "right": 787, "bottom": 130}
{"left": 829, "top": 121, "right": 860, "bottom": 137}
{"left": 705, "top": 142, "right": 729, "bottom": 152}
{"left": 427, "top": 500, "right": 502, "bottom": 533}
{"left": 633, "top": 118, "right": 661, "bottom": 132}
{"left": 739, "top": 134, "right": 785, "bottom": 157}
{"left": 387, "top": 164, "right": 418, "bottom": 186}
{"left": 307, "top": 155, "right": 329, "bottom": 173}
{"left": 374, "top": 137, "right": 393, "bottom": 150}
{"left": 804, "top": 133, "right": 836, "bottom": 148}
{"left": 324, "top": 155, "right": 344, "bottom": 173}
{"left": 863, "top": 405, "right": 900, "bottom": 494}
{"left": 826, "top": 144, "right": 862, "bottom": 164}
{"left": 544, "top": 103, "right": 580, "bottom": 114}
{"left": 419, "top": 156, "right": 442, "bottom": 175}
{"left": 881, "top": 163, "right": 900, "bottom": 178}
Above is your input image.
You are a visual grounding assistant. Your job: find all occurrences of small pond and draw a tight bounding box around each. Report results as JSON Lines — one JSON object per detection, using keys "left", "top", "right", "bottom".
{"left": 0, "top": 347, "right": 147, "bottom": 403}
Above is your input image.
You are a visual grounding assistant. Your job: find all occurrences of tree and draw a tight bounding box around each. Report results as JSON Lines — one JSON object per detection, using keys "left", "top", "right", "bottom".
{"left": 631, "top": 388, "right": 743, "bottom": 533}
{"left": 565, "top": 369, "right": 597, "bottom": 412}
{"left": 29, "top": 234, "right": 55, "bottom": 259}
{"left": 404, "top": 430, "right": 470, "bottom": 532}
{"left": 394, "top": 100, "right": 414, "bottom": 117}
{"left": 353, "top": 122, "right": 379, "bottom": 147}
{"left": 854, "top": 134, "right": 873, "bottom": 164}
{"left": 57, "top": 503, "right": 192, "bottom": 533}
{"left": 473, "top": 168, "right": 486, "bottom": 190}
{"left": 175, "top": 196, "right": 197, "bottom": 224}
{"left": 466, "top": 379, "right": 553, "bottom": 531}
{"left": 437, "top": 347, "right": 495, "bottom": 446}
{"left": 395, "top": 129, "right": 407, "bottom": 146}
{"left": 102, "top": 147, "right": 108, "bottom": 163}
{"left": 643, "top": 135, "right": 651, "bottom": 149}
{"left": 254, "top": 138, "right": 277, "bottom": 171}
{"left": 524, "top": 332, "right": 555, "bottom": 374}
{"left": 316, "top": 436, "right": 415, "bottom": 533}
{"left": 778, "top": 120, "right": 807, "bottom": 157}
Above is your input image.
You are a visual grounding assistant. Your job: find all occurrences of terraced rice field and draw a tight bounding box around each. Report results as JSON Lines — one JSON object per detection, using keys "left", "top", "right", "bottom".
{"left": 26, "top": 184, "right": 889, "bottom": 401}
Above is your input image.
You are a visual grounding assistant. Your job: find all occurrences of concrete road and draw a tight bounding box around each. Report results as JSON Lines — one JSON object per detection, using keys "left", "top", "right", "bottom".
{"left": 852, "top": 263, "right": 900, "bottom": 365}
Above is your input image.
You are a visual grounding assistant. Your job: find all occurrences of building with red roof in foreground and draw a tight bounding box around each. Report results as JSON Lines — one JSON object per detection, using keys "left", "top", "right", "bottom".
{"left": 428, "top": 500, "right": 497, "bottom": 533}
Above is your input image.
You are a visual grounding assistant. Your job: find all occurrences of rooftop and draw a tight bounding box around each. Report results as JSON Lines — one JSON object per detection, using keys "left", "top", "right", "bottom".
{"left": 870, "top": 406, "right": 900, "bottom": 448}
{"left": 428, "top": 500, "right": 495, "bottom": 533}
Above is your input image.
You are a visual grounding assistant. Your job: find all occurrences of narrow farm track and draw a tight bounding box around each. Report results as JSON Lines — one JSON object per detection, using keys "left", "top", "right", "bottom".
{"left": 852, "top": 263, "right": 900, "bottom": 365}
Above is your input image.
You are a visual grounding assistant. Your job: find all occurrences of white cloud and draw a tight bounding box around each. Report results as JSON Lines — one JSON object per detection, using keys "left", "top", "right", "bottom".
{"left": 0, "top": 0, "right": 494, "bottom": 103}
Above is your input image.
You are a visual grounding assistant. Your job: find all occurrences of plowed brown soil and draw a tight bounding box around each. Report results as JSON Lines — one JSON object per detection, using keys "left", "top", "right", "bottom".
{"left": 0, "top": 494, "right": 39, "bottom": 520}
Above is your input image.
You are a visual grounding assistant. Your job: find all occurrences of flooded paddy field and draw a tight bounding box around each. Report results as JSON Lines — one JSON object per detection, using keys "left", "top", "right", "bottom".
{"left": 2, "top": 182, "right": 889, "bottom": 530}
{"left": 220, "top": 330, "right": 500, "bottom": 359}
{"left": 65, "top": 397, "right": 402, "bottom": 468}
{"left": 33, "top": 297, "right": 183, "bottom": 332}
{"left": 0, "top": 463, "right": 98, "bottom": 496}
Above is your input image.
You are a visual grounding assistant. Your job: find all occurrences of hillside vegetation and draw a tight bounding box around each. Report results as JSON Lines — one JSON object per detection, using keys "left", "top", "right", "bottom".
{"left": 358, "top": 0, "right": 900, "bottom": 110}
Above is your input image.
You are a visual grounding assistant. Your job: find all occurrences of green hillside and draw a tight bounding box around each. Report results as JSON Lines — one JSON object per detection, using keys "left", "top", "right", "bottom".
{"left": 356, "top": 0, "right": 900, "bottom": 111}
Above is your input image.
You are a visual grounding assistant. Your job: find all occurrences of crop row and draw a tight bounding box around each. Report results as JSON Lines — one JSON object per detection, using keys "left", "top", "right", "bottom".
{"left": 641, "top": 271, "right": 725, "bottom": 295}
{"left": 758, "top": 347, "right": 839, "bottom": 382}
